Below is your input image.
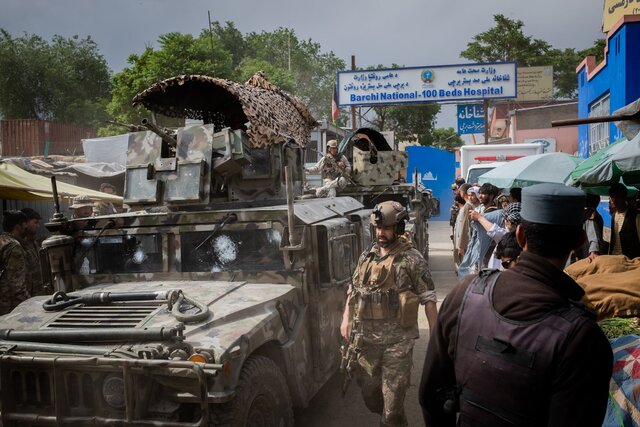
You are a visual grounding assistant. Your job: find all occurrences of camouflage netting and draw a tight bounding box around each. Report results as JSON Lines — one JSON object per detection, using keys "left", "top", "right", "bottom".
{"left": 132, "top": 72, "right": 318, "bottom": 148}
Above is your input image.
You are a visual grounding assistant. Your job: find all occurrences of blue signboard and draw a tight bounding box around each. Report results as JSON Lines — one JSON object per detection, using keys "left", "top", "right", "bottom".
{"left": 457, "top": 104, "right": 485, "bottom": 135}
{"left": 406, "top": 146, "right": 455, "bottom": 222}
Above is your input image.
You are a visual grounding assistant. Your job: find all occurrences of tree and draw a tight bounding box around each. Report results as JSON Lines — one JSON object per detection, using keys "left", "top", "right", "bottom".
{"left": 105, "top": 32, "right": 233, "bottom": 131}
{"left": 544, "top": 39, "right": 605, "bottom": 99}
{"left": 431, "top": 128, "right": 464, "bottom": 151}
{"left": 462, "top": 15, "right": 607, "bottom": 100}
{"left": 243, "top": 28, "right": 345, "bottom": 119}
{"left": 461, "top": 14, "right": 550, "bottom": 67}
{"left": 104, "top": 25, "right": 344, "bottom": 134}
{"left": 0, "top": 30, "right": 111, "bottom": 128}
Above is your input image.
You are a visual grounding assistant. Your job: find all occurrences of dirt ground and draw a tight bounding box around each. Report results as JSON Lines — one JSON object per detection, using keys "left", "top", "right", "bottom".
{"left": 294, "top": 221, "right": 459, "bottom": 426}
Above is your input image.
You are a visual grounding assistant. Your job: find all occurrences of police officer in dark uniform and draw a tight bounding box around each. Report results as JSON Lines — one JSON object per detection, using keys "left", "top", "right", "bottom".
{"left": 419, "top": 183, "right": 613, "bottom": 427}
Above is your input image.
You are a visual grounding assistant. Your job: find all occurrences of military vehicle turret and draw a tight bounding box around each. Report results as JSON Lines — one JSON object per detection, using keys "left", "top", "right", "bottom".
{"left": 306, "top": 127, "right": 439, "bottom": 260}
{"left": 0, "top": 73, "right": 376, "bottom": 426}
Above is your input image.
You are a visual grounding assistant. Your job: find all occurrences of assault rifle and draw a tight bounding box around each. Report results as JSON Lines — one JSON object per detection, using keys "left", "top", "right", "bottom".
{"left": 340, "top": 303, "right": 364, "bottom": 397}
{"left": 322, "top": 154, "right": 356, "bottom": 186}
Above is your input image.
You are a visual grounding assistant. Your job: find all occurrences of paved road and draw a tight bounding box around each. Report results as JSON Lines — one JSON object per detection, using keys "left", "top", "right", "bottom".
{"left": 295, "top": 220, "right": 459, "bottom": 426}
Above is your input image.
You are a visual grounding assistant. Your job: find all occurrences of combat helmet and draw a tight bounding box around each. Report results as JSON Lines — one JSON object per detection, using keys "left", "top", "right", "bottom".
{"left": 370, "top": 201, "right": 409, "bottom": 233}
{"left": 327, "top": 139, "right": 338, "bottom": 149}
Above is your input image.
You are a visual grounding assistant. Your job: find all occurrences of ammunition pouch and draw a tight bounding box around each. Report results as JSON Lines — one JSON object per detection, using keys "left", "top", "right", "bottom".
{"left": 356, "top": 291, "right": 399, "bottom": 320}
{"left": 398, "top": 290, "right": 420, "bottom": 327}
{"left": 355, "top": 290, "right": 420, "bottom": 326}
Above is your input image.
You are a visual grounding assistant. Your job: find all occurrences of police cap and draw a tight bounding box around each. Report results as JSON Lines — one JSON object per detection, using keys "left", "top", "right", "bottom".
{"left": 521, "top": 183, "right": 585, "bottom": 226}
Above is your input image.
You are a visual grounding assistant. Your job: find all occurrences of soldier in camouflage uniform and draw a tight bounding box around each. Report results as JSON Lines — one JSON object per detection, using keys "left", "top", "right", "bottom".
{"left": 19, "top": 208, "right": 46, "bottom": 296}
{"left": 306, "top": 139, "right": 351, "bottom": 197}
{"left": 340, "top": 201, "right": 437, "bottom": 427}
{"left": 0, "top": 210, "right": 30, "bottom": 315}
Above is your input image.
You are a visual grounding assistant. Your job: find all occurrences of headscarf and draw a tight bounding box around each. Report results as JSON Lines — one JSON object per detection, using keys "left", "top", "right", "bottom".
{"left": 467, "top": 186, "right": 480, "bottom": 200}
{"left": 503, "top": 202, "right": 522, "bottom": 225}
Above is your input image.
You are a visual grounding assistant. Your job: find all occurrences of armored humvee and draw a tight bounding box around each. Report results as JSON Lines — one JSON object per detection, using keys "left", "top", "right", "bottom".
{"left": 0, "top": 73, "right": 437, "bottom": 426}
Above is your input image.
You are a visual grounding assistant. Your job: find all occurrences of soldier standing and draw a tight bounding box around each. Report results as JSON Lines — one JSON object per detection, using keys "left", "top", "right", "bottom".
{"left": 340, "top": 201, "right": 437, "bottom": 427}
{"left": 306, "top": 139, "right": 351, "bottom": 197}
{"left": 0, "top": 210, "right": 30, "bottom": 315}
{"left": 19, "top": 208, "right": 46, "bottom": 296}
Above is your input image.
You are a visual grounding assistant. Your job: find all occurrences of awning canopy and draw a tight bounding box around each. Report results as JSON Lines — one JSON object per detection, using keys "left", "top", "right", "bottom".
{"left": 0, "top": 162, "right": 123, "bottom": 202}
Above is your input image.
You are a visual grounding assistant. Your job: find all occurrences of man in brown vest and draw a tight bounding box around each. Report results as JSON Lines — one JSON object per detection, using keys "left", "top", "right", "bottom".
{"left": 608, "top": 183, "right": 640, "bottom": 259}
{"left": 340, "top": 200, "right": 437, "bottom": 427}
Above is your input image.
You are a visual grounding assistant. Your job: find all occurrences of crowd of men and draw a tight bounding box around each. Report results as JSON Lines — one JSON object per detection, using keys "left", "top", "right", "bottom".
{"left": 450, "top": 177, "right": 640, "bottom": 276}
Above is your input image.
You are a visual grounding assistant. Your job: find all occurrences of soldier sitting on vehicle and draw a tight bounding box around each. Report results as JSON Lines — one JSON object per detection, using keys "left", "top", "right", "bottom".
{"left": 306, "top": 139, "right": 352, "bottom": 198}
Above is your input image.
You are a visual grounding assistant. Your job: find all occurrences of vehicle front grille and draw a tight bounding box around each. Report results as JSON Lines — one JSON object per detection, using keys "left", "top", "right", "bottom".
{"left": 0, "top": 356, "right": 213, "bottom": 426}
{"left": 46, "top": 303, "right": 159, "bottom": 329}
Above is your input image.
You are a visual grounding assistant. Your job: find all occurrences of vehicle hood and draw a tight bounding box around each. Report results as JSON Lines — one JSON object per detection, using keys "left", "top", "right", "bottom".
{"left": 0, "top": 280, "right": 301, "bottom": 358}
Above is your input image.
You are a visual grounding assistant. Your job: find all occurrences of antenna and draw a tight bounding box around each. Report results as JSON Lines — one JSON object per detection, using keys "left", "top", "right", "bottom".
{"left": 208, "top": 10, "right": 215, "bottom": 66}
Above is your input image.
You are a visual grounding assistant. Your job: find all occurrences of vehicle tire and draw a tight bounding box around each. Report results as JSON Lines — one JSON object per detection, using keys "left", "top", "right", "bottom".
{"left": 209, "top": 355, "right": 293, "bottom": 427}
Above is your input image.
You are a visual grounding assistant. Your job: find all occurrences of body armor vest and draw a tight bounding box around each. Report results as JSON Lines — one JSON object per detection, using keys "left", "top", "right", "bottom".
{"left": 354, "top": 241, "right": 412, "bottom": 321}
{"left": 454, "top": 270, "right": 593, "bottom": 426}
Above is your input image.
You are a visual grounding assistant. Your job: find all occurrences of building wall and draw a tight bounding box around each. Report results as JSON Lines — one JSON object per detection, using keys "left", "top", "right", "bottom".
{"left": 0, "top": 120, "right": 95, "bottom": 157}
{"left": 514, "top": 128, "right": 578, "bottom": 154}
{"left": 576, "top": 16, "right": 640, "bottom": 157}
{"left": 512, "top": 103, "right": 578, "bottom": 154}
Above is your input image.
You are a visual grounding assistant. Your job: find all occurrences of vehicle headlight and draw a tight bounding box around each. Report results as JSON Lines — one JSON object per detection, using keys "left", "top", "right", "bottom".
{"left": 102, "top": 375, "right": 125, "bottom": 409}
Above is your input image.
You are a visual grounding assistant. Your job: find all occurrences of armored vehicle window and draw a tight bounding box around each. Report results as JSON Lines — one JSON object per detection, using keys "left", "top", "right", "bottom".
{"left": 242, "top": 148, "right": 271, "bottom": 178}
{"left": 75, "top": 234, "right": 163, "bottom": 274}
{"left": 181, "top": 228, "right": 284, "bottom": 272}
{"left": 329, "top": 235, "right": 358, "bottom": 285}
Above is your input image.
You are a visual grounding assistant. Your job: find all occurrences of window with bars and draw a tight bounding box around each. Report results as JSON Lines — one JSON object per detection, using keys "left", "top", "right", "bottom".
{"left": 588, "top": 94, "right": 610, "bottom": 155}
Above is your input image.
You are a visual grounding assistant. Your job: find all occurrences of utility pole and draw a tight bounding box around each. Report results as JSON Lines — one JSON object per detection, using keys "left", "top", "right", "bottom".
{"left": 351, "top": 55, "right": 357, "bottom": 130}
{"left": 483, "top": 99, "right": 489, "bottom": 144}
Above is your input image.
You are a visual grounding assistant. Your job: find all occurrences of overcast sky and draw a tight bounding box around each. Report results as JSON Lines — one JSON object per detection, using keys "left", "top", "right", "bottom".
{"left": 0, "top": 0, "right": 606, "bottom": 130}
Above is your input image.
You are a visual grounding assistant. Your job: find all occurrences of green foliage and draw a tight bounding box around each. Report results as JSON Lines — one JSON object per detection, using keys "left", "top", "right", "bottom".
{"left": 104, "top": 24, "right": 345, "bottom": 133}
{"left": 461, "top": 15, "right": 605, "bottom": 99}
{"left": 431, "top": 127, "right": 465, "bottom": 151}
{"left": 237, "top": 58, "right": 295, "bottom": 91}
{"left": 598, "top": 317, "right": 640, "bottom": 339}
{"left": 0, "top": 29, "right": 111, "bottom": 128}
{"left": 244, "top": 27, "right": 345, "bottom": 119}
{"left": 105, "top": 32, "right": 233, "bottom": 130}
{"left": 461, "top": 14, "right": 550, "bottom": 66}
{"left": 211, "top": 21, "right": 247, "bottom": 72}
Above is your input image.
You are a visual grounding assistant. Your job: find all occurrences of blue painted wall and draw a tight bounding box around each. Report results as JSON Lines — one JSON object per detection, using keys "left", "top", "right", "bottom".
{"left": 406, "top": 146, "right": 456, "bottom": 221}
{"left": 577, "top": 20, "right": 640, "bottom": 158}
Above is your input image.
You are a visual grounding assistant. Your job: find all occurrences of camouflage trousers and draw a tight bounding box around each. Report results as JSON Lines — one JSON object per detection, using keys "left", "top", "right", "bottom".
{"left": 355, "top": 339, "right": 415, "bottom": 427}
{"left": 315, "top": 177, "right": 347, "bottom": 198}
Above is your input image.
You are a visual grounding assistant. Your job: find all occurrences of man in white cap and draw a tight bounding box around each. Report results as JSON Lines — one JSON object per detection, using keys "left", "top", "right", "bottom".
{"left": 420, "top": 183, "right": 613, "bottom": 427}
{"left": 306, "top": 139, "right": 351, "bottom": 197}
